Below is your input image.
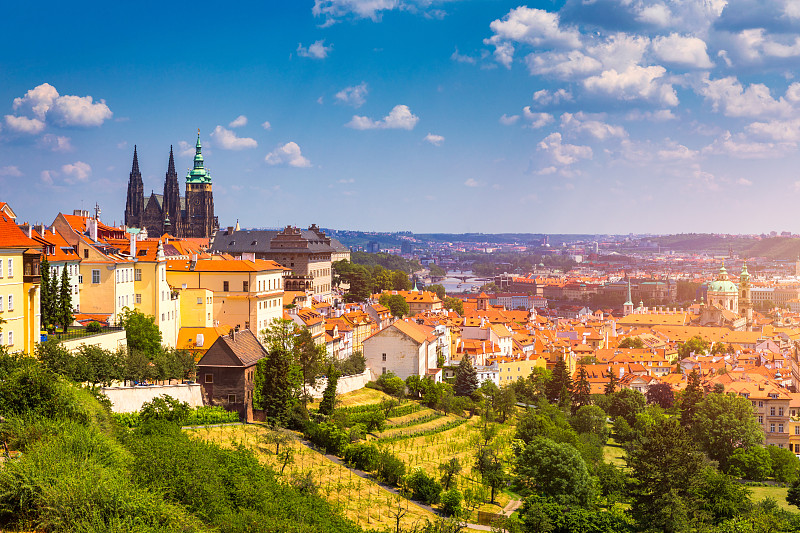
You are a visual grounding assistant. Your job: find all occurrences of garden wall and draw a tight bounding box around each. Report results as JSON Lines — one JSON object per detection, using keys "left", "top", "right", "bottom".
{"left": 305, "top": 369, "right": 373, "bottom": 399}
{"left": 101, "top": 383, "right": 204, "bottom": 413}
{"left": 62, "top": 330, "right": 127, "bottom": 352}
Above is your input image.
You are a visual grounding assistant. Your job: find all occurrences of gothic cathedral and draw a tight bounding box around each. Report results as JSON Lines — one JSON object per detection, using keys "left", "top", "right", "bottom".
{"left": 124, "top": 132, "right": 218, "bottom": 239}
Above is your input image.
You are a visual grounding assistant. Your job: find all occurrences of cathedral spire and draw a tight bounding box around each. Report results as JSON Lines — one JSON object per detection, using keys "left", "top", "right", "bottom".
{"left": 131, "top": 145, "right": 141, "bottom": 177}
{"left": 167, "top": 145, "right": 176, "bottom": 176}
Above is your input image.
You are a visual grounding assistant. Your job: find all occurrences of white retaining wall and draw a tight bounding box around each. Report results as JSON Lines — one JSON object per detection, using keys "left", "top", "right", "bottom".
{"left": 62, "top": 330, "right": 127, "bottom": 353}
{"left": 101, "top": 383, "right": 204, "bottom": 413}
{"left": 306, "top": 369, "right": 373, "bottom": 399}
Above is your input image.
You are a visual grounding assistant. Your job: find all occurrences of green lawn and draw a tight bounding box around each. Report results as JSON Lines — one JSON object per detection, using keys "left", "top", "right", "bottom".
{"left": 603, "top": 437, "right": 626, "bottom": 467}
{"left": 748, "top": 485, "right": 793, "bottom": 512}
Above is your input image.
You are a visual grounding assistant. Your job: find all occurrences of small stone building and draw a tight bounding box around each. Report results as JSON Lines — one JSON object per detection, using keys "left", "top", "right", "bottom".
{"left": 196, "top": 329, "right": 266, "bottom": 421}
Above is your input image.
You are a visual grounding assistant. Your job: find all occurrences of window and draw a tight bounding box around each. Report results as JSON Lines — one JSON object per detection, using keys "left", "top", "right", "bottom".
{"left": 382, "top": 367, "right": 387, "bottom": 375}
{"left": 135, "top": 269, "right": 142, "bottom": 281}
{"left": 7, "top": 331, "right": 12, "bottom": 345}
{"left": 84, "top": 249, "right": 89, "bottom": 259}
{"left": 78, "top": 274, "right": 83, "bottom": 283}
{"left": 7, "top": 258, "right": 12, "bottom": 277}
{"left": 228, "top": 394, "right": 237, "bottom": 404}
{"left": 771, "top": 407, "right": 776, "bottom": 416}
{"left": 135, "top": 294, "right": 142, "bottom": 304}
{"left": 770, "top": 423, "right": 776, "bottom": 433}
{"left": 197, "top": 297, "right": 202, "bottom": 305}
{"left": 382, "top": 353, "right": 387, "bottom": 361}
{"left": 92, "top": 269, "right": 100, "bottom": 284}
{"left": 0, "top": 332, "right": 3, "bottom": 344}
{"left": 779, "top": 424, "right": 785, "bottom": 433}
{"left": 0, "top": 259, "right": 3, "bottom": 277}
{"left": 7, "top": 295, "right": 12, "bottom": 311}
{"left": 205, "top": 374, "right": 213, "bottom": 383}
{"left": 759, "top": 416, "right": 764, "bottom": 424}
{"left": 759, "top": 401, "right": 764, "bottom": 407}
{"left": 796, "top": 426, "right": 799, "bottom": 435}
{"left": 223, "top": 281, "right": 229, "bottom": 292}
{"left": 779, "top": 407, "right": 785, "bottom": 416}
{"left": 243, "top": 281, "right": 249, "bottom": 292}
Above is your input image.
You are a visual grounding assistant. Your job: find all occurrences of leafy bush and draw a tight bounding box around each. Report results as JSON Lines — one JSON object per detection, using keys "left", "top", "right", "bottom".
{"left": 332, "top": 351, "right": 366, "bottom": 377}
{"left": 348, "top": 409, "right": 386, "bottom": 432}
{"left": 113, "top": 405, "right": 239, "bottom": 428}
{"left": 343, "top": 443, "right": 381, "bottom": 471}
{"left": 375, "top": 449, "right": 406, "bottom": 486}
{"left": 139, "top": 395, "right": 190, "bottom": 424}
{"left": 376, "top": 371, "right": 406, "bottom": 397}
{"left": 440, "top": 488, "right": 463, "bottom": 516}
{"left": 406, "top": 468, "right": 443, "bottom": 505}
{"left": 86, "top": 321, "right": 102, "bottom": 333}
{"left": 304, "top": 421, "right": 349, "bottom": 455}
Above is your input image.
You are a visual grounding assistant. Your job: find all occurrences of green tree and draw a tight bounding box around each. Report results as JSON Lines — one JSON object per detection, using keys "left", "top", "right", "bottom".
{"left": 570, "top": 405, "right": 608, "bottom": 442}
{"left": 571, "top": 363, "right": 592, "bottom": 412}
{"left": 429, "top": 264, "right": 446, "bottom": 278}
{"left": 515, "top": 436, "right": 593, "bottom": 506}
{"left": 677, "top": 335, "right": 709, "bottom": 358}
{"left": 380, "top": 293, "right": 409, "bottom": 317}
{"left": 788, "top": 479, "right": 800, "bottom": 508}
{"left": 767, "top": 444, "right": 800, "bottom": 483}
{"left": 57, "top": 266, "right": 73, "bottom": 332}
{"left": 618, "top": 337, "right": 644, "bottom": 349}
{"left": 680, "top": 368, "right": 704, "bottom": 429}
{"left": 372, "top": 266, "right": 394, "bottom": 292}
{"left": 604, "top": 368, "right": 618, "bottom": 395}
{"left": 427, "top": 284, "right": 446, "bottom": 301}
{"left": 318, "top": 363, "right": 338, "bottom": 416}
{"left": 693, "top": 467, "right": 752, "bottom": 524}
{"left": 392, "top": 270, "right": 411, "bottom": 291}
{"left": 39, "top": 257, "right": 56, "bottom": 330}
{"left": 494, "top": 385, "right": 517, "bottom": 423}
{"left": 627, "top": 417, "right": 704, "bottom": 533}
{"left": 606, "top": 388, "right": 645, "bottom": 426}
{"left": 439, "top": 458, "right": 461, "bottom": 491}
{"left": 691, "top": 392, "right": 764, "bottom": 472}
{"left": 295, "top": 327, "right": 325, "bottom": 401}
{"left": 545, "top": 356, "right": 572, "bottom": 406}
{"left": 728, "top": 446, "right": 773, "bottom": 481}
{"left": 444, "top": 297, "right": 464, "bottom": 315}
{"left": 454, "top": 356, "right": 478, "bottom": 397}
{"left": 255, "top": 319, "right": 303, "bottom": 425}
{"left": 118, "top": 308, "right": 162, "bottom": 356}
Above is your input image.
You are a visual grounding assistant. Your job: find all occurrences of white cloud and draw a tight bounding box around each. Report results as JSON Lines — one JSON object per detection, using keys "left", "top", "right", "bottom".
{"left": 178, "top": 141, "right": 195, "bottom": 157}
{"left": 61, "top": 161, "right": 91, "bottom": 182}
{"left": 424, "top": 133, "right": 445, "bottom": 146}
{"left": 464, "top": 178, "right": 479, "bottom": 187}
{"left": 335, "top": 82, "right": 369, "bottom": 107}
{"left": 261, "top": 120, "right": 272, "bottom": 130}
{"left": 499, "top": 114, "right": 520, "bottom": 125}
{"left": 586, "top": 33, "right": 649, "bottom": 72}
{"left": 451, "top": 48, "right": 476, "bottom": 64}
{"left": 210, "top": 125, "right": 258, "bottom": 150}
{"left": 4, "top": 115, "right": 45, "bottom": 134}
{"left": 346, "top": 104, "right": 419, "bottom": 130}
{"left": 297, "top": 40, "right": 332, "bottom": 59}
{"left": 700, "top": 76, "right": 793, "bottom": 118}
{"left": 657, "top": 142, "right": 698, "bottom": 160}
{"left": 0, "top": 166, "right": 22, "bottom": 177}
{"left": 522, "top": 108, "right": 554, "bottom": 128}
{"left": 746, "top": 118, "right": 800, "bottom": 141}
{"left": 725, "top": 28, "right": 800, "bottom": 64}
{"left": 703, "top": 130, "right": 796, "bottom": 159}
{"left": 265, "top": 142, "right": 312, "bottom": 167}
{"left": 38, "top": 134, "right": 73, "bottom": 152}
{"left": 40, "top": 170, "right": 57, "bottom": 185}
{"left": 625, "top": 109, "right": 677, "bottom": 121}
{"left": 313, "top": 0, "right": 415, "bottom": 22}
{"left": 737, "top": 177, "right": 753, "bottom": 186}
{"left": 583, "top": 65, "right": 679, "bottom": 107}
{"left": 229, "top": 115, "right": 248, "bottom": 128}
{"left": 532, "top": 89, "right": 573, "bottom": 106}
{"left": 525, "top": 50, "right": 602, "bottom": 80}
{"left": 560, "top": 112, "right": 626, "bottom": 140}
{"left": 486, "top": 7, "right": 581, "bottom": 51}
{"left": 6, "top": 83, "right": 112, "bottom": 133}
{"left": 636, "top": 3, "right": 672, "bottom": 26}
{"left": 651, "top": 34, "right": 713, "bottom": 68}
{"left": 537, "top": 132, "right": 592, "bottom": 166}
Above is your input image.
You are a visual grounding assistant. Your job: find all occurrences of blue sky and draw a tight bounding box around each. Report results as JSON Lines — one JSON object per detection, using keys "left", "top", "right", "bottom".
{"left": 3, "top": 0, "right": 800, "bottom": 234}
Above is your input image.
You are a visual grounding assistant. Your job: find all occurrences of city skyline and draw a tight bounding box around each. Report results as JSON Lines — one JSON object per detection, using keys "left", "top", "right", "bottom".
{"left": 3, "top": 0, "right": 800, "bottom": 234}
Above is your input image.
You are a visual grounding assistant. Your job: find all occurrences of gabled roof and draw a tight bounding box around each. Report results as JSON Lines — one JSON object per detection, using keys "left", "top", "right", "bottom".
{"left": 366, "top": 319, "right": 434, "bottom": 345}
{"left": 197, "top": 329, "right": 267, "bottom": 368}
{"left": 0, "top": 210, "right": 40, "bottom": 249}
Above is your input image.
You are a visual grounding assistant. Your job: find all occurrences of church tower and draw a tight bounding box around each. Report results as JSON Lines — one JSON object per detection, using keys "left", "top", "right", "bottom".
{"left": 162, "top": 145, "right": 183, "bottom": 237}
{"left": 623, "top": 278, "right": 634, "bottom": 316}
{"left": 185, "top": 131, "right": 217, "bottom": 239}
{"left": 124, "top": 145, "right": 144, "bottom": 228}
{"left": 740, "top": 261, "right": 753, "bottom": 331}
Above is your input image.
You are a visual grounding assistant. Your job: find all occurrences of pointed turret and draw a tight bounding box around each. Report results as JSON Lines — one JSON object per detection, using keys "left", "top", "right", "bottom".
{"left": 167, "top": 144, "right": 176, "bottom": 175}
{"left": 623, "top": 277, "right": 634, "bottom": 316}
{"left": 125, "top": 145, "right": 145, "bottom": 228}
{"left": 186, "top": 130, "right": 211, "bottom": 183}
{"left": 163, "top": 144, "right": 182, "bottom": 237}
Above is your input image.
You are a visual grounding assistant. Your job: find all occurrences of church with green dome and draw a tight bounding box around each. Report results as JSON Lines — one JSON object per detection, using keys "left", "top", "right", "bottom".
{"left": 702, "top": 260, "right": 753, "bottom": 331}
{"left": 124, "top": 131, "right": 219, "bottom": 239}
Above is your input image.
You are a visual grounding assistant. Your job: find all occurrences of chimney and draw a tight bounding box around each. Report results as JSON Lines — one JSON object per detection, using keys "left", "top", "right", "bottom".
{"left": 129, "top": 233, "right": 136, "bottom": 258}
{"left": 190, "top": 254, "right": 198, "bottom": 271}
{"left": 26, "top": 225, "right": 32, "bottom": 238}
{"left": 227, "top": 226, "right": 234, "bottom": 235}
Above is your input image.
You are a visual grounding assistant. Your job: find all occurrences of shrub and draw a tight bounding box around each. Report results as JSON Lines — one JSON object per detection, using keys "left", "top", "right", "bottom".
{"left": 86, "top": 321, "right": 102, "bottom": 333}
{"left": 348, "top": 408, "right": 386, "bottom": 432}
{"left": 377, "top": 372, "right": 406, "bottom": 397}
{"left": 375, "top": 449, "right": 406, "bottom": 486}
{"left": 343, "top": 443, "right": 380, "bottom": 471}
{"left": 406, "top": 468, "right": 443, "bottom": 505}
{"left": 440, "top": 488, "right": 463, "bottom": 516}
{"left": 139, "top": 395, "right": 191, "bottom": 425}
{"left": 305, "top": 421, "right": 349, "bottom": 455}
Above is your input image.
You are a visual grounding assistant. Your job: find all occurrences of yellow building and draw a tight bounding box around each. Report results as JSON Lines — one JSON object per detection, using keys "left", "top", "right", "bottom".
{"left": 128, "top": 239, "right": 180, "bottom": 347}
{"left": 0, "top": 202, "right": 42, "bottom": 354}
{"left": 166, "top": 257, "right": 286, "bottom": 333}
{"left": 496, "top": 354, "right": 547, "bottom": 384}
{"left": 179, "top": 288, "right": 214, "bottom": 328}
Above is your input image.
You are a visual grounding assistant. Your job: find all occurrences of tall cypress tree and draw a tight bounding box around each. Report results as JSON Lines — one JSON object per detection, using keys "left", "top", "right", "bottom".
{"left": 546, "top": 356, "right": 572, "bottom": 405}
{"left": 680, "top": 369, "right": 704, "bottom": 429}
{"left": 454, "top": 356, "right": 479, "bottom": 397}
{"left": 604, "top": 368, "right": 619, "bottom": 395}
{"left": 40, "top": 257, "right": 55, "bottom": 330}
{"left": 58, "top": 266, "right": 73, "bottom": 332}
{"left": 318, "top": 363, "right": 339, "bottom": 416}
{"left": 572, "top": 363, "right": 592, "bottom": 412}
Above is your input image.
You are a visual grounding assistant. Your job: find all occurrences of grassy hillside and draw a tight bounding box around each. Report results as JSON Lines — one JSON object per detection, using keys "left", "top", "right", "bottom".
{"left": 652, "top": 234, "right": 800, "bottom": 260}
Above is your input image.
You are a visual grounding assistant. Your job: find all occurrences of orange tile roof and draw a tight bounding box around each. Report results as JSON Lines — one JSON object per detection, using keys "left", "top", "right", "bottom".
{"left": 0, "top": 211, "right": 40, "bottom": 249}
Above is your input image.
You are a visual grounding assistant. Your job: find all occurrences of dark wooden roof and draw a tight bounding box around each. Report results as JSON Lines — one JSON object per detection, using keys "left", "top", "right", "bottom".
{"left": 197, "top": 329, "right": 267, "bottom": 368}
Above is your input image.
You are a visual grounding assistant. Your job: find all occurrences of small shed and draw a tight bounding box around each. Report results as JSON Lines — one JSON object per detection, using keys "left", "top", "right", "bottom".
{"left": 196, "top": 329, "right": 266, "bottom": 421}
